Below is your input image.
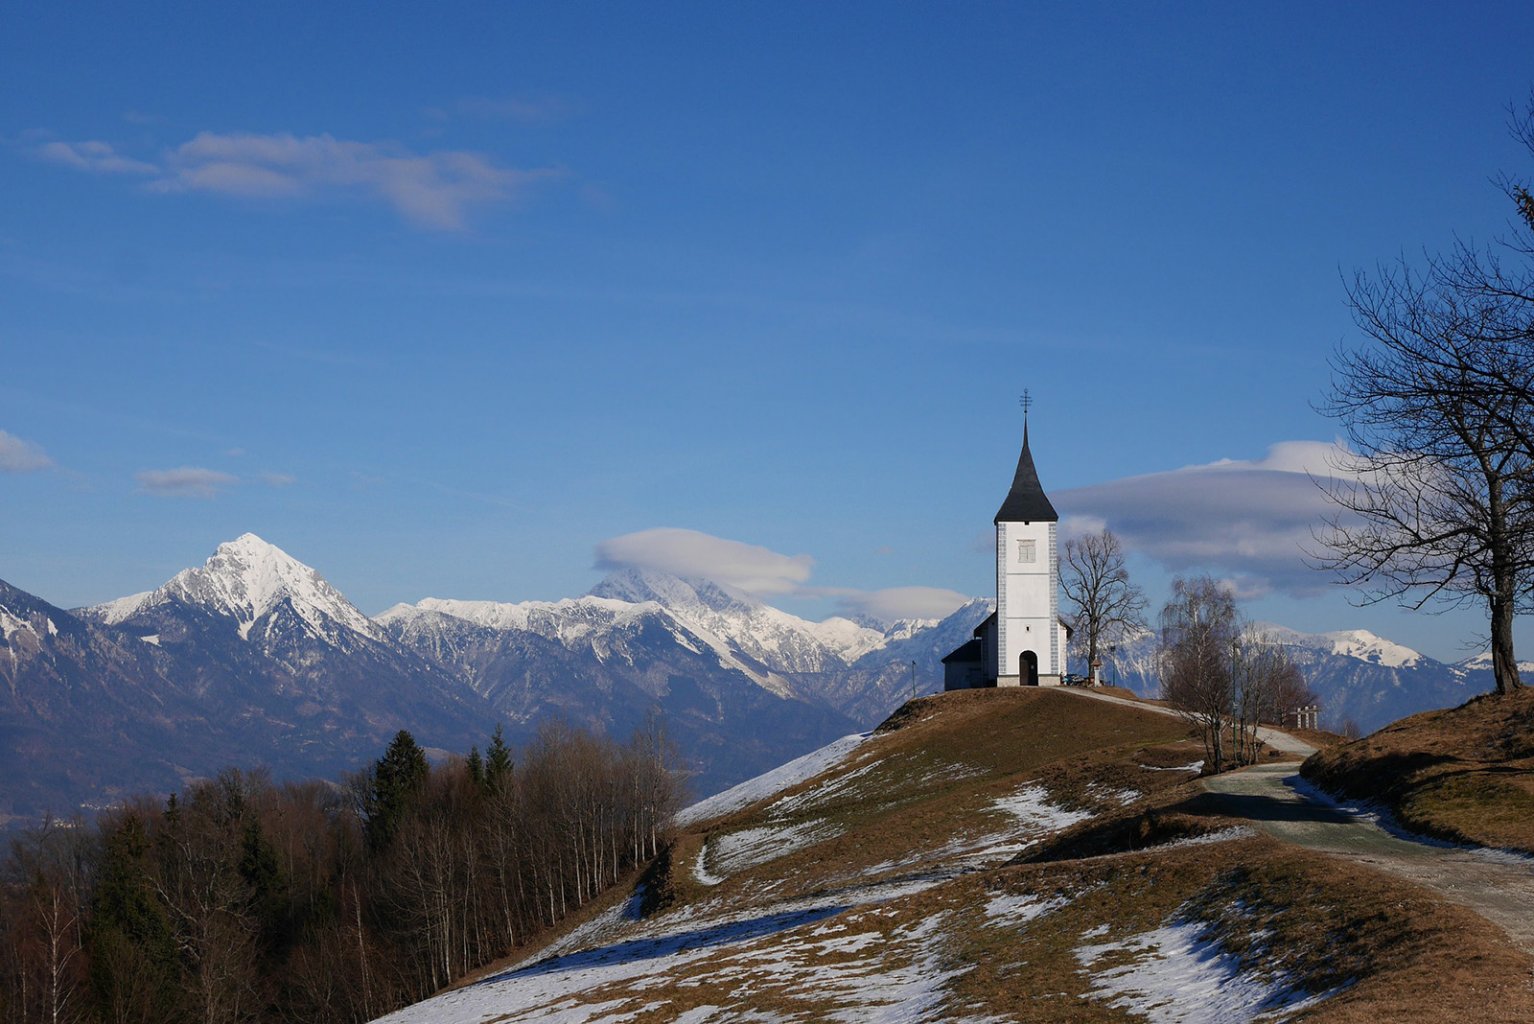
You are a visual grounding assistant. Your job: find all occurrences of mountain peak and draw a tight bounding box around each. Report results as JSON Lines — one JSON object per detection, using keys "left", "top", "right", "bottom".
{"left": 216, "top": 532, "right": 282, "bottom": 558}
{"left": 588, "top": 567, "right": 756, "bottom": 615}
{"left": 84, "top": 534, "right": 382, "bottom": 645}
{"left": 1257, "top": 624, "right": 1424, "bottom": 669}
{"left": 170, "top": 534, "right": 378, "bottom": 641}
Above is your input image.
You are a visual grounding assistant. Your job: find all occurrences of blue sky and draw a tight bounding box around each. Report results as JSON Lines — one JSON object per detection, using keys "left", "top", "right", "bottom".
{"left": 4, "top": 2, "right": 1534, "bottom": 661}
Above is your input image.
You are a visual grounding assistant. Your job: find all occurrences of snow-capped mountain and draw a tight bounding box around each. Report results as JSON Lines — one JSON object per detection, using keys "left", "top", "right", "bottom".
{"left": 1256, "top": 624, "right": 1422, "bottom": 669}
{"left": 1096, "top": 624, "right": 1480, "bottom": 734}
{"left": 0, "top": 576, "right": 228, "bottom": 824}
{"left": 1453, "top": 650, "right": 1534, "bottom": 674}
{"left": 588, "top": 568, "right": 899, "bottom": 671}
{"left": 51, "top": 537, "right": 501, "bottom": 815}
{"left": 2, "top": 531, "right": 1516, "bottom": 826}
{"left": 373, "top": 569, "right": 994, "bottom": 797}
{"left": 380, "top": 567, "right": 932, "bottom": 714}
{"left": 87, "top": 533, "right": 383, "bottom": 649}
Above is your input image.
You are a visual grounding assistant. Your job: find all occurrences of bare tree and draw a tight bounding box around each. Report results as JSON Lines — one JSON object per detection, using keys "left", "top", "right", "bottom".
{"left": 1159, "top": 576, "right": 1240, "bottom": 772}
{"left": 1317, "top": 97, "right": 1534, "bottom": 697}
{"left": 1061, "top": 528, "right": 1148, "bottom": 684}
{"left": 1230, "top": 633, "right": 1310, "bottom": 766}
{"left": 1318, "top": 261, "right": 1534, "bottom": 695}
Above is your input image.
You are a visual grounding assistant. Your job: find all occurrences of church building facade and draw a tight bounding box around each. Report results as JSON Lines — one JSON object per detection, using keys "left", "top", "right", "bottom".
{"left": 943, "top": 422, "right": 1071, "bottom": 689}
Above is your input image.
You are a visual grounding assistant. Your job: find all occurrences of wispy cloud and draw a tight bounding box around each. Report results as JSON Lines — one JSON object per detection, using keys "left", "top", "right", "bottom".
{"left": 0, "top": 430, "right": 54, "bottom": 472}
{"left": 34, "top": 140, "right": 157, "bottom": 176}
{"left": 135, "top": 466, "right": 238, "bottom": 498}
{"left": 35, "top": 131, "right": 561, "bottom": 230}
{"left": 260, "top": 472, "right": 296, "bottom": 487}
{"left": 594, "top": 527, "right": 976, "bottom": 621}
{"left": 596, "top": 528, "right": 814, "bottom": 596}
{"left": 1055, "top": 440, "right": 1353, "bottom": 598}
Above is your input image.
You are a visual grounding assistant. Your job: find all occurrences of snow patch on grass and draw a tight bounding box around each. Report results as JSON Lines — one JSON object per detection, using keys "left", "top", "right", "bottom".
{"left": 703, "top": 820, "right": 838, "bottom": 879}
{"left": 694, "top": 846, "right": 725, "bottom": 887}
{"left": 1076, "top": 918, "right": 1336, "bottom": 1024}
{"left": 768, "top": 759, "right": 881, "bottom": 816}
{"left": 984, "top": 889, "right": 1082, "bottom": 929}
{"left": 1087, "top": 782, "right": 1141, "bottom": 806}
{"left": 676, "top": 733, "right": 871, "bottom": 827}
{"left": 1141, "top": 760, "right": 1205, "bottom": 773}
{"left": 992, "top": 784, "right": 1093, "bottom": 835}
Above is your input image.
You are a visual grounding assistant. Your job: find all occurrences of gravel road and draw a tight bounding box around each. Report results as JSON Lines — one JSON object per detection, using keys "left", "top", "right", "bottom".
{"left": 1204, "top": 762, "right": 1534, "bottom": 952}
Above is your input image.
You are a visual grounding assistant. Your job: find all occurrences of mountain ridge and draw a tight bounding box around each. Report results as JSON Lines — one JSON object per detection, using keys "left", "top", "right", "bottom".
{"left": 0, "top": 532, "right": 1513, "bottom": 825}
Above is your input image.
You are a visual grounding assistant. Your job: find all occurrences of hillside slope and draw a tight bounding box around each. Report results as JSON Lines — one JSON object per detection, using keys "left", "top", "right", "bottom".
{"left": 375, "top": 689, "right": 1534, "bottom": 1024}
{"left": 1302, "top": 688, "right": 1534, "bottom": 852}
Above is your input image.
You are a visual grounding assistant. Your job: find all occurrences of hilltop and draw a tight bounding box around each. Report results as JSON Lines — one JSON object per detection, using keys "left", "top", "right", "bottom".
{"left": 375, "top": 688, "right": 1534, "bottom": 1023}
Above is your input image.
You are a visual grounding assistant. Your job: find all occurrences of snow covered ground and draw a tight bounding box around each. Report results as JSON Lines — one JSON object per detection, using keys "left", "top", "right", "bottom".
{"left": 1077, "top": 915, "right": 1339, "bottom": 1024}
{"left": 675, "top": 733, "right": 872, "bottom": 827}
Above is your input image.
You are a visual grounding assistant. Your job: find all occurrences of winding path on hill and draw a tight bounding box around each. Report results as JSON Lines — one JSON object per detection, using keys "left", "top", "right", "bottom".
{"left": 1200, "top": 764, "right": 1534, "bottom": 953}
{"left": 1058, "top": 686, "right": 1534, "bottom": 953}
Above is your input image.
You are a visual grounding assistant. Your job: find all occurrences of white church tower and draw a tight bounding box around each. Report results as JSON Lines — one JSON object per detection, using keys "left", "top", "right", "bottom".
{"left": 991, "top": 418, "right": 1067, "bottom": 685}
{"left": 942, "top": 405, "right": 1072, "bottom": 690}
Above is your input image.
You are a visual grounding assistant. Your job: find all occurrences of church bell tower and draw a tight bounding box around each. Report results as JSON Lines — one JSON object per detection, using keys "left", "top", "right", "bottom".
{"left": 992, "top": 404, "right": 1065, "bottom": 685}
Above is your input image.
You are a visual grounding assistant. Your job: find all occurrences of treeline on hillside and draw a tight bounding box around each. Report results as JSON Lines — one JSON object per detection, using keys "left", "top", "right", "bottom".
{"left": 0, "top": 719, "right": 681, "bottom": 1024}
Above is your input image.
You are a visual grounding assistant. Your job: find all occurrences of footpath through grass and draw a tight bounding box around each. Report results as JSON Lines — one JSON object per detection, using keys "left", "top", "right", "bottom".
{"left": 1302, "top": 687, "right": 1534, "bottom": 852}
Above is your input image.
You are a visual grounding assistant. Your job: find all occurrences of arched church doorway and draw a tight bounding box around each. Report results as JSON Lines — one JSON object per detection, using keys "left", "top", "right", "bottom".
{"left": 1021, "top": 651, "right": 1039, "bottom": 686}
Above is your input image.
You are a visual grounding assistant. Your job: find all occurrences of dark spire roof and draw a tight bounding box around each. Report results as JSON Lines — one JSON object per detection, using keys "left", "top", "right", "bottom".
{"left": 994, "top": 422, "right": 1058, "bottom": 523}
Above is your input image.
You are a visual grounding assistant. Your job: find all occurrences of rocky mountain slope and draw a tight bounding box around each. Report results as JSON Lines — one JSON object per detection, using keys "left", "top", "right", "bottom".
{"left": 374, "top": 689, "right": 1534, "bottom": 1023}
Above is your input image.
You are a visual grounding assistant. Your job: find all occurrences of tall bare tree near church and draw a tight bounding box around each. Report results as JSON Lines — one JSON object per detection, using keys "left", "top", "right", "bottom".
{"left": 1317, "top": 96, "right": 1534, "bottom": 697}
{"left": 1060, "top": 528, "right": 1147, "bottom": 683}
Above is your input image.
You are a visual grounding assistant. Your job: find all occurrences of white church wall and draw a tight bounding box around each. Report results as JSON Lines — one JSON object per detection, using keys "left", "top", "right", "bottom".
{"left": 995, "top": 519, "right": 1060, "bottom": 682}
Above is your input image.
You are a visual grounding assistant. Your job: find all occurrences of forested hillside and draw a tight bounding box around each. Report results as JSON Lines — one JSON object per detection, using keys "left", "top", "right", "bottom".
{"left": 0, "top": 721, "right": 679, "bottom": 1024}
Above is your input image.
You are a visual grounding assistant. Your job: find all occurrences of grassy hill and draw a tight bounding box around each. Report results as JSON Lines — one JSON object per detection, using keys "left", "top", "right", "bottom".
{"left": 1302, "top": 688, "right": 1534, "bottom": 852}
{"left": 377, "top": 688, "right": 1534, "bottom": 1024}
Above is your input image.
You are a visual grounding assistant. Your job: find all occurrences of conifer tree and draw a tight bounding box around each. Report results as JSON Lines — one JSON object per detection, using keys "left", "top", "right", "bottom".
{"left": 485, "top": 724, "right": 514, "bottom": 791}
{"left": 364, "top": 730, "right": 429, "bottom": 851}
{"left": 467, "top": 746, "right": 486, "bottom": 791}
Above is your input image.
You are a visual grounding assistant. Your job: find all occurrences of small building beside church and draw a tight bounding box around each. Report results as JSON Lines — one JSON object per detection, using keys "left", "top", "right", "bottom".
{"left": 944, "top": 422, "right": 1072, "bottom": 688}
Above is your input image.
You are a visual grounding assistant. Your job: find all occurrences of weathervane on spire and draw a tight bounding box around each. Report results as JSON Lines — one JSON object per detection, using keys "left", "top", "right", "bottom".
{"left": 1019, "top": 389, "right": 1032, "bottom": 425}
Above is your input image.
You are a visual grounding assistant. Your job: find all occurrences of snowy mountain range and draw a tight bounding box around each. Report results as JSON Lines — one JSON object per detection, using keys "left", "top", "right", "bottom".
{"left": 1100, "top": 622, "right": 1488, "bottom": 733}
{"left": 0, "top": 532, "right": 1512, "bottom": 825}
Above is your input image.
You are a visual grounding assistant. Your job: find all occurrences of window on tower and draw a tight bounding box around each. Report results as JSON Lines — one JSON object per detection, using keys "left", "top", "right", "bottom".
{"left": 1017, "top": 539, "right": 1036, "bottom": 564}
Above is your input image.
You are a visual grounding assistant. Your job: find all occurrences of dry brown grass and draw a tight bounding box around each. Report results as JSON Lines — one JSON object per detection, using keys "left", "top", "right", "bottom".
{"left": 945, "top": 838, "right": 1534, "bottom": 1023}
{"left": 459, "top": 688, "right": 1534, "bottom": 1022}
{"left": 1303, "top": 688, "right": 1534, "bottom": 851}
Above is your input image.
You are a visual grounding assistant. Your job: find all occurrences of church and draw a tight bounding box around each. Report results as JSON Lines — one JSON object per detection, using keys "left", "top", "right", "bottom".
{"left": 942, "top": 419, "right": 1072, "bottom": 688}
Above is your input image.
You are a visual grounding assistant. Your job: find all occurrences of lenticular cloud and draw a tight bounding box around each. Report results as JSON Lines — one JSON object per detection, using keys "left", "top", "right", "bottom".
{"left": 594, "top": 528, "right": 814, "bottom": 596}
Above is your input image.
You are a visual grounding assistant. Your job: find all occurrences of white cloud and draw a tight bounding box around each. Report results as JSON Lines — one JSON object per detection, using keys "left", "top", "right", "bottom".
{"left": 830, "top": 586, "right": 972, "bottom": 622}
{"left": 35, "top": 140, "right": 156, "bottom": 176}
{"left": 260, "top": 472, "right": 296, "bottom": 487}
{"left": 1054, "top": 440, "right": 1354, "bottom": 598}
{"left": 135, "top": 466, "right": 238, "bottom": 499}
{"left": 595, "top": 528, "right": 977, "bottom": 619}
{"left": 0, "top": 430, "right": 53, "bottom": 472}
{"left": 595, "top": 528, "right": 814, "bottom": 596}
{"left": 37, "top": 132, "right": 560, "bottom": 230}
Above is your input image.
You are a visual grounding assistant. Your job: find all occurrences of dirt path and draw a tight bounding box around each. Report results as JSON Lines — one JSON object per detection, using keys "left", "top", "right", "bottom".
{"left": 1057, "top": 686, "right": 1534, "bottom": 952}
{"left": 1202, "top": 762, "right": 1534, "bottom": 953}
{"left": 1056, "top": 684, "right": 1318, "bottom": 756}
